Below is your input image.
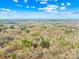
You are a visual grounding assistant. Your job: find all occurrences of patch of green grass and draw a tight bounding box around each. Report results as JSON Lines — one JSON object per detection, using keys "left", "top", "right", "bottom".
{"left": 0, "top": 50, "right": 4, "bottom": 55}
{"left": 73, "top": 43, "right": 79, "bottom": 49}
{"left": 10, "top": 25, "right": 15, "bottom": 29}
{"left": 40, "top": 36, "right": 50, "bottom": 49}
{"left": 33, "top": 50, "right": 43, "bottom": 58}
{"left": 10, "top": 53, "right": 17, "bottom": 59}
{"left": 57, "top": 36, "right": 73, "bottom": 48}
{"left": 59, "top": 39, "right": 70, "bottom": 48}
{"left": 0, "top": 27, "right": 3, "bottom": 32}
{"left": 62, "top": 28, "right": 75, "bottom": 34}
{"left": 22, "top": 40, "right": 32, "bottom": 48}
{"left": 20, "top": 27, "right": 30, "bottom": 33}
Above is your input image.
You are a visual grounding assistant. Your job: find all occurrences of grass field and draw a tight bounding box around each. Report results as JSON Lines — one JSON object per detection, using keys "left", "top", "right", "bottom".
{"left": 0, "top": 21, "right": 79, "bottom": 59}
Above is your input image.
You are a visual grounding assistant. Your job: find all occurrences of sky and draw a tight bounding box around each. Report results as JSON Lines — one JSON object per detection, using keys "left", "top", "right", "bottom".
{"left": 0, "top": 0, "right": 79, "bottom": 19}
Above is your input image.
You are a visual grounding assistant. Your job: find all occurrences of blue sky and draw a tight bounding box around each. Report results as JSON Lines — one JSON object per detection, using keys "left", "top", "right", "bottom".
{"left": 0, "top": 0, "right": 79, "bottom": 19}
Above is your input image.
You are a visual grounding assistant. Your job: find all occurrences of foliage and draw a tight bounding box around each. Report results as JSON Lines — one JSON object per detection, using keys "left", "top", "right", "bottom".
{"left": 57, "top": 36, "right": 74, "bottom": 49}
{"left": 40, "top": 36, "right": 50, "bottom": 49}
{"left": 20, "top": 27, "right": 30, "bottom": 33}
{"left": 10, "top": 53, "right": 17, "bottom": 59}
{"left": 10, "top": 25, "right": 15, "bottom": 29}
{"left": 0, "top": 28, "right": 2, "bottom": 32}
{"left": 22, "top": 40, "right": 32, "bottom": 48}
{"left": 0, "top": 23, "right": 79, "bottom": 59}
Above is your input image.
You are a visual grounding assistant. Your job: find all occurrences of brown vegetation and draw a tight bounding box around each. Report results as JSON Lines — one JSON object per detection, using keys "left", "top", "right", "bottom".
{"left": 0, "top": 23, "right": 79, "bottom": 59}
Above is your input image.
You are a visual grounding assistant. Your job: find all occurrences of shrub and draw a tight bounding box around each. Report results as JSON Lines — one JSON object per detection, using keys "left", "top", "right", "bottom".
{"left": 40, "top": 36, "right": 50, "bottom": 49}
{"left": 10, "top": 25, "right": 15, "bottom": 29}
{"left": 22, "top": 40, "right": 32, "bottom": 48}
{"left": 0, "top": 28, "right": 2, "bottom": 32}
{"left": 10, "top": 53, "right": 17, "bottom": 59}
{"left": 20, "top": 27, "right": 30, "bottom": 33}
{"left": 73, "top": 43, "right": 79, "bottom": 48}
{"left": 33, "top": 50, "right": 43, "bottom": 58}
{"left": 62, "top": 28, "right": 75, "bottom": 34}
{"left": 57, "top": 36, "right": 73, "bottom": 48}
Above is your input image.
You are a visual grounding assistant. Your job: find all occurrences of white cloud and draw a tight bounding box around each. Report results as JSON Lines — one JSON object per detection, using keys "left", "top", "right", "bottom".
{"left": 0, "top": 8, "right": 17, "bottom": 16}
{"left": 25, "top": 6, "right": 35, "bottom": 9}
{"left": 47, "top": 5, "right": 59, "bottom": 9}
{"left": 13, "top": 0, "right": 18, "bottom": 2}
{"left": 36, "top": 0, "right": 48, "bottom": 2}
{"left": 67, "top": 2, "right": 71, "bottom": 6}
{"left": 60, "top": 6, "right": 66, "bottom": 10}
{"left": 42, "top": 0, "right": 48, "bottom": 1}
{"left": 26, "top": 6, "right": 30, "bottom": 8}
{"left": 38, "top": 4, "right": 59, "bottom": 12}
{"left": 32, "top": 6, "right": 35, "bottom": 8}
{"left": 0, "top": 7, "right": 79, "bottom": 19}
{"left": 24, "top": 0, "right": 28, "bottom": 3}
{"left": 1, "top": 8, "right": 11, "bottom": 12}
{"left": 0, "top": 12, "right": 8, "bottom": 15}
{"left": 0, "top": 11, "right": 79, "bottom": 19}
{"left": 38, "top": 7, "right": 58, "bottom": 13}
{"left": 40, "top": 1, "right": 47, "bottom": 4}
{"left": 16, "top": 4, "right": 23, "bottom": 7}
{"left": 61, "top": 3, "right": 65, "bottom": 6}
{"left": 54, "top": 0, "right": 58, "bottom": 2}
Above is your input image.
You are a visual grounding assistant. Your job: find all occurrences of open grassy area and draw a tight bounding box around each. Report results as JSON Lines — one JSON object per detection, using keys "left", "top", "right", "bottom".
{"left": 0, "top": 22, "right": 79, "bottom": 59}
